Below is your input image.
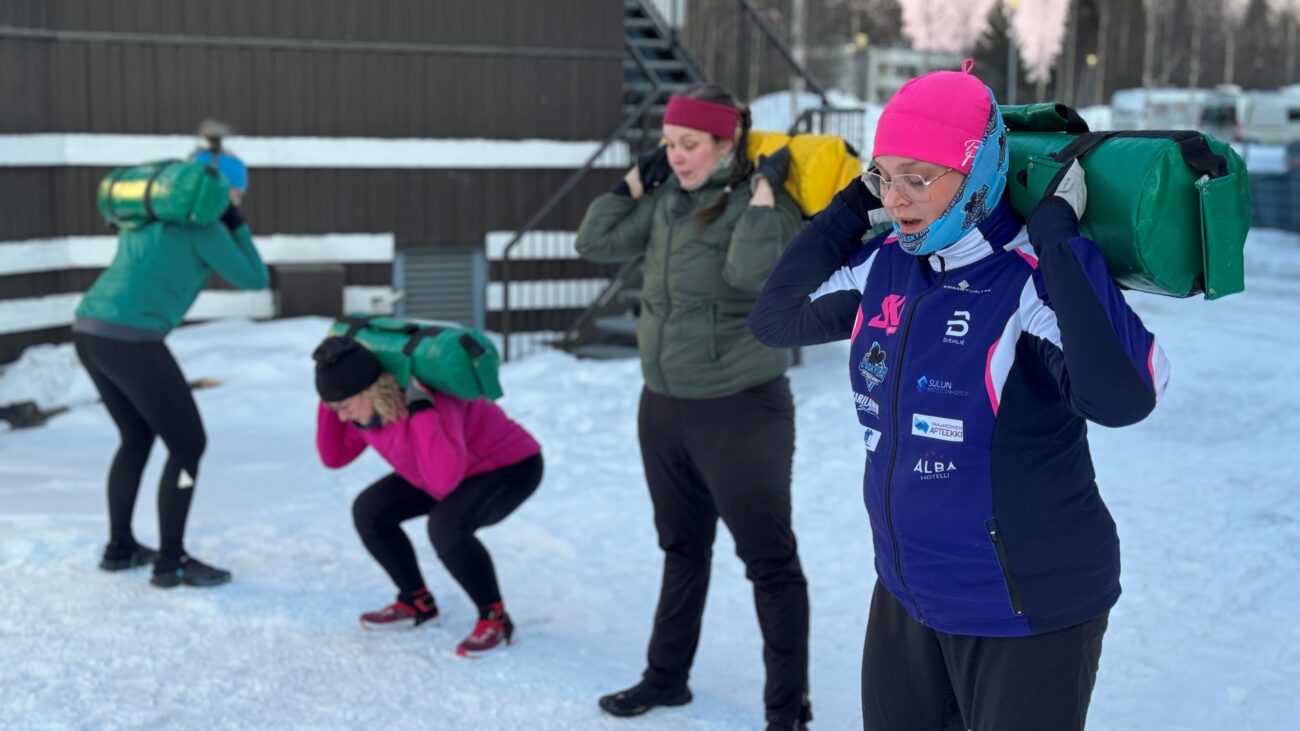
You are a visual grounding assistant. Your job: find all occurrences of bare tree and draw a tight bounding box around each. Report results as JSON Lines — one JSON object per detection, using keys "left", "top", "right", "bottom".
{"left": 1009, "top": 0, "right": 1071, "bottom": 101}
{"left": 1095, "top": 0, "right": 1111, "bottom": 104}
{"left": 897, "top": 0, "right": 997, "bottom": 52}
{"left": 1223, "top": 0, "right": 1251, "bottom": 84}
{"left": 1061, "top": 0, "right": 1080, "bottom": 106}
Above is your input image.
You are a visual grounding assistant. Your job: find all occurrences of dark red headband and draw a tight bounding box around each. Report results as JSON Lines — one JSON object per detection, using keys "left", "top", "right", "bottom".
{"left": 663, "top": 95, "right": 740, "bottom": 139}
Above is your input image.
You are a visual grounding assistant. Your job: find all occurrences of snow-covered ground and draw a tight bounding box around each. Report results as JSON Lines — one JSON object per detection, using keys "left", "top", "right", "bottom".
{"left": 2, "top": 230, "right": 1299, "bottom": 730}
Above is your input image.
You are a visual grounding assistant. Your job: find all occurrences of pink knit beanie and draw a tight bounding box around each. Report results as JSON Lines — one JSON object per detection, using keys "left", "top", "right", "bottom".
{"left": 872, "top": 60, "right": 993, "bottom": 174}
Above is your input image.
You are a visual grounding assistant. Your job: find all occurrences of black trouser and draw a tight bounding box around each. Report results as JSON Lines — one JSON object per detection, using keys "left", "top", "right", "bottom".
{"left": 352, "top": 453, "right": 542, "bottom": 608}
{"left": 74, "top": 332, "right": 206, "bottom": 562}
{"left": 861, "top": 580, "right": 1108, "bottom": 731}
{"left": 638, "top": 377, "right": 810, "bottom": 725}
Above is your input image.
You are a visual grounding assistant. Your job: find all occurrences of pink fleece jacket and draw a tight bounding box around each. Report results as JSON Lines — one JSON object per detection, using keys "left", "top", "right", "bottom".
{"left": 316, "top": 393, "right": 541, "bottom": 500}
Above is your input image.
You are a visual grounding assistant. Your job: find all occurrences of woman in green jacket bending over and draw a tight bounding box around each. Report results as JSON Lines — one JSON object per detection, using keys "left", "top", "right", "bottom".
{"left": 74, "top": 151, "right": 268, "bottom": 589}
{"left": 576, "top": 85, "right": 812, "bottom": 731}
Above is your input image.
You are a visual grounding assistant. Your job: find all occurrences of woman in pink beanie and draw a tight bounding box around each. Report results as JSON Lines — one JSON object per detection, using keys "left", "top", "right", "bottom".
{"left": 751, "top": 62, "right": 1170, "bottom": 730}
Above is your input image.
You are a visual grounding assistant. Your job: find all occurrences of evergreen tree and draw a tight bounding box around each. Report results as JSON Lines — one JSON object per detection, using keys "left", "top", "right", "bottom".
{"left": 973, "top": 4, "right": 1033, "bottom": 104}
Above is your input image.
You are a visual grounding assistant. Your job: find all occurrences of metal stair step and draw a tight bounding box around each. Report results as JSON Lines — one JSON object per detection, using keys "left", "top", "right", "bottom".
{"left": 627, "top": 37, "right": 673, "bottom": 51}
{"left": 594, "top": 315, "right": 640, "bottom": 338}
{"left": 624, "top": 57, "right": 688, "bottom": 71}
{"left": 571, "top": 343, "right": 641, "bottom": 360}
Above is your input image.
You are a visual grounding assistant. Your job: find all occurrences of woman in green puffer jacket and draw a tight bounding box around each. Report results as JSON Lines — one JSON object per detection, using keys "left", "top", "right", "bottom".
{"left": 577, "top": 85, "right": 812, "bottom": 731}
{"left": 73, "top": 151, "right": 267, "bottom": 589}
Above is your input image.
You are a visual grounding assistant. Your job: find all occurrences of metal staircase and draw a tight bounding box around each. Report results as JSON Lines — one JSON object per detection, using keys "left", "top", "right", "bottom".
{"left": 559, "top": 1, "right": 708, "bottom": 361}
{"left": 498, "top": 0, "right": 864, "bottom": 361}
{"left": 621, "top": 0, "right": 705, "bottom": 153}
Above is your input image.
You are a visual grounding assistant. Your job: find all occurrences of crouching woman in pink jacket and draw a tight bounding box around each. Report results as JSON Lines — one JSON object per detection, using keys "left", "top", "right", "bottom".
{"left": 312, "top": 336, "right": 542, "bottom": 657}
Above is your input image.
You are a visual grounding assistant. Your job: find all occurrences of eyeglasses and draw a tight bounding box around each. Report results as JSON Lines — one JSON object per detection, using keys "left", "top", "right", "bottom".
{"left": 861, "top": 166, "right": 954, "bottom": 203}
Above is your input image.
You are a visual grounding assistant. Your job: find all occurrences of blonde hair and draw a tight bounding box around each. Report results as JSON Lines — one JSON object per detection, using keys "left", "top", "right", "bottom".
{"left": 364, "top": 373, "right": 407, "bottom": 425}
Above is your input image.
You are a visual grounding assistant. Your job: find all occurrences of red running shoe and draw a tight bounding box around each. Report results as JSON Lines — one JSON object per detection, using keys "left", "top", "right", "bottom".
{"left": 456, "top": 602, "right": 514, "bottom": 657}
{"left": 359, "top": 589, "right": 438, "bottom": 629}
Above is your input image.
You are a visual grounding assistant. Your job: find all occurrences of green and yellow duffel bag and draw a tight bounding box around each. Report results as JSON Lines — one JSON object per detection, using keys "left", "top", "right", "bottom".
{"left": 1001, "top": 103, "right": 1252, "bottom": 300}
{"left": 327, "top": 316, "right": 504, "bottom": 401}
{"left": 97, "top": 159, "right": 231, "bottom": 230}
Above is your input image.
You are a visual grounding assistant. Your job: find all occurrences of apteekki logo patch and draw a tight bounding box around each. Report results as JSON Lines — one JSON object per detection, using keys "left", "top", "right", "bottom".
{"left": 911, "top": 414, "right": 965, "bottom": 442}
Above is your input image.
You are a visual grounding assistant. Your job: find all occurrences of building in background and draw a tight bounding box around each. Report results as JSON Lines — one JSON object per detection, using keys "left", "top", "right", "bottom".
{"left": 0, "top": 0, "right": 627, "bottom": 363}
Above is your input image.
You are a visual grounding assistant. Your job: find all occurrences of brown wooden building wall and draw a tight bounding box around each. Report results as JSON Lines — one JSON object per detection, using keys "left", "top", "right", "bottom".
{"left": 0, "top": 0, "right": 627, "bottom": 363}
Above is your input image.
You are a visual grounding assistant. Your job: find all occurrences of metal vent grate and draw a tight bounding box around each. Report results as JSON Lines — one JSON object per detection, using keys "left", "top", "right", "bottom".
{"left": 395, "top": 248, "right": 486, "bottom": 329}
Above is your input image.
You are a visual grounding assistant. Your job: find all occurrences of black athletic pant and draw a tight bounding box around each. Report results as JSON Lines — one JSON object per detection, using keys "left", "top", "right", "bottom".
{"left": 638, "top": 377, "right": 810, "bottom": 726}
{"left": 861, "top": 580, "right": 1108, "bottom": 731}
{"left": 74, "top": 332, "right": 206, "bottom": 562}
{"left": 351, "top": 453, "right": 542, "bottom": 608}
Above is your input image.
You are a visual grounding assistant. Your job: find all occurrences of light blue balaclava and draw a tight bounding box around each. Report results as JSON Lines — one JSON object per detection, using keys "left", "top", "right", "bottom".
{"left": 894, "top": 91, "right": 1008, "bottom": 256}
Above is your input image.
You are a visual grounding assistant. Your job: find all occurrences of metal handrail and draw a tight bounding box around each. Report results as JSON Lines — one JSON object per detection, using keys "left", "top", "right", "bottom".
{"left": 500, "top": 0, "right": 840, "bottom": 361}
{"left": 499, "top": 83, "right": 670, "bottom": 361}
{"left": 559, "top": 257, "right": 643, "bottom": 350}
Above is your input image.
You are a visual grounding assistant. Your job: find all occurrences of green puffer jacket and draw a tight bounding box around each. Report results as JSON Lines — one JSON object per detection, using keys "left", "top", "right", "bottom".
{"left": 576, "top": 170, "right": 803, "bottom": 398}
{"left": 75, "top": 220, "right": 268, "bottom": 338}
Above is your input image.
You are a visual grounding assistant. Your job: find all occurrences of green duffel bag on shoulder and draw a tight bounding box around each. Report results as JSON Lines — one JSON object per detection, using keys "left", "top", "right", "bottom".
{"left": 97, "top": 159, "right": 231, "bottom": 231}
{"left": 1001, "top": 103, "right": 1252, "bottom": 300}
{"left": 327, "top": 315, "right": 504, "bottom": 401}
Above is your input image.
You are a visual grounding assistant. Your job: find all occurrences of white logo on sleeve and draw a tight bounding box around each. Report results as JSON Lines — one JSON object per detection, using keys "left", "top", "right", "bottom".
{"left": 911, "top": 414, "right": 965, "bottom": 442}
{"left": 178, "top": 469, "right": 195, "bottom": 489}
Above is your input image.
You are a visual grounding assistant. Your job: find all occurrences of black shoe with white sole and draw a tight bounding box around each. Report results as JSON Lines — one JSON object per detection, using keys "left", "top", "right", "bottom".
{"left": 99, "top": 542, "right": 158, "bottom": 572}
{"left": 598, "top": 680, "right": 693, "bottom": 718}
{"left": 150, "top": 554, "right": 232, "bottom": 588}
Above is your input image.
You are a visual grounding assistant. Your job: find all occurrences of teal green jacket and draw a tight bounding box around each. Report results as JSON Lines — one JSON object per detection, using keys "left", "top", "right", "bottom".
{"left": 75, "top": 221, "right": 268, "bottom": 338}
{"left": 576, "top": 170, "right": 803, "bottom": 398}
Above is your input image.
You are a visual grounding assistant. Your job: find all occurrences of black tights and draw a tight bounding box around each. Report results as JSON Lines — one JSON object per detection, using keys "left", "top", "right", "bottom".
{"left": 74, "top": 333, "right": 206, "bottom": 562}
{"left": 351, "top": 453, "right": 542, "bottom": 607}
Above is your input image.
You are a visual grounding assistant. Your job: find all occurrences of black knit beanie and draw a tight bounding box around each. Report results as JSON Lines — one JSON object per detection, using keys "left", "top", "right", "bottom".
{"left": 313, "top": 336, "right": 384, "bottom": 402}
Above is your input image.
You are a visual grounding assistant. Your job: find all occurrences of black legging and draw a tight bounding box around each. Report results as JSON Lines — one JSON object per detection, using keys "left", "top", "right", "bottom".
{"left": 73, "top": 332, "right": 207, "bottom": 561}
{"left": 351, "top": 453, "right": 543, "bottom": 607}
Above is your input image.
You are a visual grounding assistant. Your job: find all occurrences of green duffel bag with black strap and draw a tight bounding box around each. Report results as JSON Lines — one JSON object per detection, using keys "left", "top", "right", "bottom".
{"left": 1001, "top": 103, "right": 1252, "bottom": 300}
{"left": 97, "top": 159, "right": 231, "bottom": 231}
{"left": 327, "top": 315, "right": 504, "bottom": 401}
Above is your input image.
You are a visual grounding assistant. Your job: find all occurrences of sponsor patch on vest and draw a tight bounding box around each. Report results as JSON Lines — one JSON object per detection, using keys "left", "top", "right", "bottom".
{"left": 858, "top": 342, "right": 889, "bottom": 392}
{"left": 911, "top": 414, "right": 964, "bottom": 442}
{"left": 864, "top": 427, "right": 882, "bottom": 452}
{"left": 914, "top": 453, "right": 957, "bottom": 480}
{"left": 855, "top": 393, "right": 881, "bottom": 417}
{"left": 916, "top": 375, "right": 970, "bottom": 398}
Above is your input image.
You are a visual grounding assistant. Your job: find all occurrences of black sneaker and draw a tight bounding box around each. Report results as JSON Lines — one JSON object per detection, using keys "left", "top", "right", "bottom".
{"left": 598, "top": 680, "right": 692, "bottom": 718}
{"left": 150, "top": 555, "right": 232, "bottom": 588}
{"left": 766, "top": 696, "right": 813, "bottom": 730}
{"left": 99, "top": 542, "right": 157, "bottom": 572}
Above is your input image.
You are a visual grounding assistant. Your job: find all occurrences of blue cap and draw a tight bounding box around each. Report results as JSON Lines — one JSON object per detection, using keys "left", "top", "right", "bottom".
{"left": 193, "top": 150, "right": 248, "bottom": 192}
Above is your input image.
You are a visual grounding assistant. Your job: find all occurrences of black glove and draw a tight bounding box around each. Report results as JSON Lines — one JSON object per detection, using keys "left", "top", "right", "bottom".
{"left": 220, "top": 203, "right": 246, "bottom": 232}
{"left": 1026, "top": 197, "right": 1079, "bottom": 254}
{"left": 839, "top": 176, "right": 889, "bottom": 227}
{"left": 755, "top": 146, "right": 792, "bottom": 189}
{"left": 636, "top": 146, "right": 672, "bottom": 192}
